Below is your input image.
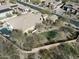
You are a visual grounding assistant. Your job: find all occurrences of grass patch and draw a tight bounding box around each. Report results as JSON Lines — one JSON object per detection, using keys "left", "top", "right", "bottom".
{"left": 40, "top": 9, "right": 52, "bottom": 15}
{"left": 0, "top": 56, "right": 8, "bottom": 59}
{"left": 0, "top": 17, "right": 5, "bottom": 20}
{"left": 59, "top": 44, "right": 79, "bottom": 55}
{"left": 40, "top": 30, "right": 58, "bottom": 40}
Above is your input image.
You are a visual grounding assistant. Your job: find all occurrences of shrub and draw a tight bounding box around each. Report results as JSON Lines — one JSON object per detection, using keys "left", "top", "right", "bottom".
{"left": 40, "top": 30, "right": 58, "bottom": 41}
{"left": 31, "top": 0, "right": 41, "bottom": 4}
{"left": 10, "top": 0, "right": 16, "bottom": 3}
{"left": 10, "top": 55, "right": 20, "bottom": 59}
{"left": 0, "top": 56, "right": 8, "bottom": 59}
{"left": 40, "top": 9, "right": 52, "bottom": 15}
{"left": 39, "top": 49, "right": 51, "bottom": 59}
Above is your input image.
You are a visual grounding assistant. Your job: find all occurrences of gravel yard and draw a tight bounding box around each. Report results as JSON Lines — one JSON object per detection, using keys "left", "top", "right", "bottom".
{"left": 4, "top": 12, "right": 42, "bottom": 32}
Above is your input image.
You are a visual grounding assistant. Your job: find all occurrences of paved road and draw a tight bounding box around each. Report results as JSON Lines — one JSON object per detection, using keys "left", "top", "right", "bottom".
{"left": 17, "top": 1, "right": 45, "bottom": 11}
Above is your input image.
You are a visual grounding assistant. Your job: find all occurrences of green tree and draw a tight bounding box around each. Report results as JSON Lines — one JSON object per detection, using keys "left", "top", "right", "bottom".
{"left": 39, "top": 49, "right": 51, "bottom": 59}
{"left": 62, "top": 0, "right": 69, "bottom": 3}
{"left": 28, "top": 53, "right": 35, "bottom": 59}
{"left": 10, "top": 55, "right": 20, "bottom": 59}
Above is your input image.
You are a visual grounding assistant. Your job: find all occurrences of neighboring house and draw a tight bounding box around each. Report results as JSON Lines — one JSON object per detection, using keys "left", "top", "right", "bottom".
{"left": 61, "top": 2, "right": 79, "bottom": 15}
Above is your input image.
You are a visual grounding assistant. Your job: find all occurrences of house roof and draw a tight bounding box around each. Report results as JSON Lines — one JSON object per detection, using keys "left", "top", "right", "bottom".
{"left": 4, "top": 12, "right": 42, "bottom": 31}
